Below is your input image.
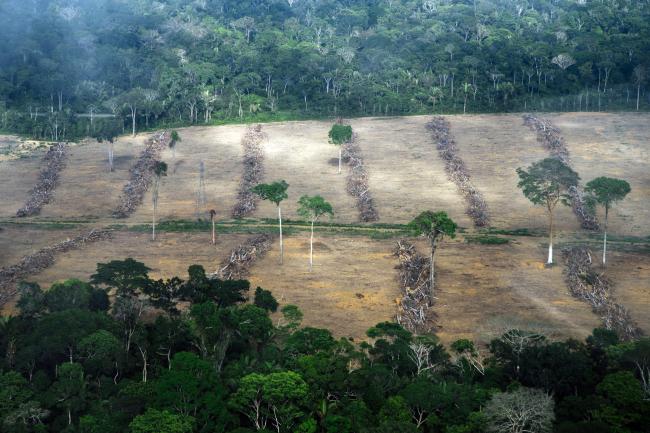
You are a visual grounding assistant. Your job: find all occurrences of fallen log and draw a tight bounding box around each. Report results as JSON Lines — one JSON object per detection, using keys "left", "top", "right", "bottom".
{"left": 562, "top": 246, "right": 642, "bottom": 341}
{"left": 211, "top": 234, "right": 272, "bottom": 280}
{"left": 426, "top": 117, "right": 490, "bottom": 227}
{"left": 112, "top": 131, "right": 170, "bottom": 218}
{"left": 232, "top": 125, "right": 266, "bottom": 218}
{"left": 0, "top": 228, "right": 113, "bottom": 306}
{"left": 16, "top": 142, "right": 68, "bottom": 217}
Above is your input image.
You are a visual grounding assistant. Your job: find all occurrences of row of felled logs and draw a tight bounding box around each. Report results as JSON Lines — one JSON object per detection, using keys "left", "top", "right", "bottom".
{"left": 563, "top": 246, "right": 643, "bottom": 341}
{"left": 0, "top": 229, "right": 113, "bottom": 306}
{"left": 393, "top": 240, "right": 436, "bottom": 334}
{"left": 211, "top": 234, "right": 273, "bottom": 280}
{"left": 522, "top": 114, "right": 599, "bottom": 231}
{"left": 112, "top": 131, "right": 170, "bottom": 218}
{"left": 232, "top": 125, "right": 266, "bottom": 218}
{"left": 16, "top": 142, "right": 68, "bottom": 217}
{"left": 342, "top": 134, "right": 379, "bottom": 222}
{"left": 426, "top": 117, "right": 490, "bottom": 227}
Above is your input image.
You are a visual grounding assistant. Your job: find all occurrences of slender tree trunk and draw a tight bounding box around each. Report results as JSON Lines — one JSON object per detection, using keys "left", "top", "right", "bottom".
{"left": 211, "top": 216, "right": 216, "bottom": 245}
{"left": 547, "top": 208, "right": 554, "bottom": 265}
{"left": 152, "top": 203, "right": 156, "bottom": 241}
{"left": 637, "top": 85, "right": 641, "bottom": 111}
{"left": 68, "top": 408, "right": 72, "bottom": 425}
{"left": 131, "top": 106, "right": 136, "bottom": 137}
{"left": 278, "top": 205, "right": 283, "bottom": 265}
{"left": 430, "top": 237, "right": 436, "bottom": 304}
{"left": 603, "top": 205, "right": 609, "bottom": 267}
{"left": 309, "top": 219, "right": 314, "bottom": 271}
{"left": 338, "top": 147, "right": 342, "bottom": 174}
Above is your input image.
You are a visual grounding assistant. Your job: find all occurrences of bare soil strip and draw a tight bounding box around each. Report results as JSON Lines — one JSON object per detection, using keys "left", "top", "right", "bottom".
{"left": 0, "top": 228, "right": 112, "bottom": 306}
{"left": 426, "top": 117, "right": 490, "bottom": 227}
{"left": 343, "top": 133, "right": 379, "bottom": 222}
{"left": 112, "top": 131, "right": 170, "bottom": 218}
{"left": 16, "top": 143, "right": 67, "bottom": 217}
{"left": 394, "top": 240, "right": 435, "bottom": 334}
{"left": 232, "top": 125, "right": 266, "bottom": 218}
{"left": 563, "top": 246, "right": 643, "bottom": 340}
{"left": 522, "top": 114, "right": 599, "bottom": 230}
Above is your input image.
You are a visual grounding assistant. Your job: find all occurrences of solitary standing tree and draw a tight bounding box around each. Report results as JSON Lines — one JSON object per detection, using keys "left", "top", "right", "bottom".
{"left": 585, "top": 177, "right": 631, "bottom": 267}
{"left": 251, "top": 181, "right": 289, "bottom": 264}
{"left": 152, "top": 161, "right": 168, "bottom": 241}
{"left": 92, "top": 120, "right": 121, "bottom": 172}
{"left": 297, "top": 195, "right": 333, "bottom": 271}
{"left": 328, "top": 123, "right": 352, "bottom": 174}
{"left": 408, "top": 211, "right": 457, "bottom": 303}
{"left": 517, "top": 158, "right": 579, "bottom": 265}
{"left": 169, "top": 130, "right": 181, "bottom": 169}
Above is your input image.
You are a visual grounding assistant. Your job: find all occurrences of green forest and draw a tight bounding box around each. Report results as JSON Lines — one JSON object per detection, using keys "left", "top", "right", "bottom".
{"left": 0, "top": 259, "right": 649, "bottom": 433}
{"left": 0, "top": 0, "right": 649, "bottom": 140}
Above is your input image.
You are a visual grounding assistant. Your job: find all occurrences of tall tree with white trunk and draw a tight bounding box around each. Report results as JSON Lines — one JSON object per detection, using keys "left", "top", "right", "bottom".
{"left": 328, "top": 123, "right": 352, "bottom": 174}
{"left": 517, "top": 158, "right": 579, "bottom": 265}
{"left": 251, "top": 181, "right": 289, "bottom": 264}
{"left": 297, "top": 195, "right": 333, "bottom": 271}
{"left": 585, "top": 177, "right": 631, "bottom": 267}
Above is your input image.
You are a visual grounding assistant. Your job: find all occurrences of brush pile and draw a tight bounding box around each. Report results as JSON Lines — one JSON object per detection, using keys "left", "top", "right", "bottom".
{"left": 394, "top": 240, "right": 435, "bottom": 334}
{"left": 0, "top": 229, "right": 112, "bottom": 306}
{"left": 563, "top": 246, "right": 643, "bottom": 341}
{"left": 426, "top": 117, "right": 489, "bottom": 227}
{"left": 212, "top": 234, "right": 272, "bottom": 280}
{"left": 522, "top": 114, "right": 599, "bottom": 231}
{"left": 232, "top": 125, "right": 266, "bottom": 218}
{"left": 342, "top": 134, "right": 379, "bottom": 222}
{"left": 112, "top": 131, "right": 170, "bottom": 218}
{"left": 16, "top": 142, "right": 68, "bottom": 217}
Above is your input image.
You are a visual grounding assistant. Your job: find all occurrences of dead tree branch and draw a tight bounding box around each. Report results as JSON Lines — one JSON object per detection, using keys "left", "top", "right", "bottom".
{"left": 426, "top": 117, "right": 490, "bottom": 227}
{"left": 16, "top": 142, "right": 68, "bottom": 217}
{"left": 211, "top": 234, "right": 272, "bottom": 280}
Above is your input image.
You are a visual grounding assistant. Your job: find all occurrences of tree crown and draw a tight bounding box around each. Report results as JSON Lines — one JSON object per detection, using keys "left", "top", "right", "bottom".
{"left": 297, "top": 195, "right": 334, "bottom": 221}
{"left": 408, "top": 211, "right": 457, "bottom": 240}
{"left": 251, "top": 180, "right": 289, "bottom": 206}
{"left": 585, "top": 176, "right": 631, "bottom": 210}
{"left": 328, "top": 124, "right": 353, "bottom": 146}
{"left": 516, "top": 158, "right": 579, "bottom": 207}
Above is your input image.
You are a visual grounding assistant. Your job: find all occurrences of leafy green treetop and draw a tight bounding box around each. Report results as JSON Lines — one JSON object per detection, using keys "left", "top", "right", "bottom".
{"left": 328, "top": 123, "right": 352, "bottom": 174}
{"left": 252, "top": 180, "right": 289, "bottom": 264}
{"left": 297, "top": 195, "right": 334, "bottom": 271}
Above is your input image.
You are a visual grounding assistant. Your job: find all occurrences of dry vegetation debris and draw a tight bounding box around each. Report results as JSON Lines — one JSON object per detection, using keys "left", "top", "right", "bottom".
{"left": 522, "top": 114, "right": 599, "bottom": 231}
{"left": 112, "top": 131, "right": 170, "bottom": 218}
{"left": 0, "top": 228, "right": 112, "bottom": 306}
{"left": 232, "top": 125, "right": 266, "bottom": 218}
{"left": 394, "top": 240, "right": 436, "bottom": 334}
{"left": 16, "top": 142, "right": 68, "bottom": 217}
{"left": 211, "top": 234, "right": 272, "bottom": 280}
{"left": 426, "top": 117, "right": 490, "bottom": 227}
{"left": 342, "top": 134, "right": 379, "bottom": 222}
{"left": 563, "top": 246, "right": 643, "bottom": 341}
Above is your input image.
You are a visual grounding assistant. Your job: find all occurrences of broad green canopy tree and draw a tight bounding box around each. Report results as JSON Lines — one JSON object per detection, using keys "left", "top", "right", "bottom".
{"left": 516, "top": 158, "right": 579, "bottom": 265}
{"left": 585, "top": 177, "right": 631, "bottom": 267}
{"left": 328, "top": 124, "right": 352, "bottom": 174}
{"left": 252, "top": 180, "right": 289, "bottom": 264}
{"left": 408, "top": 211, "right": 457, "bottom": 301}
{"left": 297, "top": 195, "right": 333, "bottom": 271}
{"left": 169, "top": 130, "right": 181, "bottom": 160}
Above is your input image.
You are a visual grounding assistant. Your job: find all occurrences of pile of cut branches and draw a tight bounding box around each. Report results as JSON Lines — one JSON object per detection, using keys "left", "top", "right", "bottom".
{"left": 0, "top": 229, "right": 113, "bottom": 306}
{"left": 212, "top": 234, "right": 272, "bottom": 280}
{"left": 112, "top": 131, "right": 170, "bottom": 218}
{"left": 522, "top": 114, "right": 599, "bottom": 231}
{"left": 343, "top": 134, "right": 379, "bottom": 222}
{"left": 394, "top": 240, "right": 436, "bottom": 334}
{"left": 426, "top": 117, "right": 489, "bottom": 227}
{"left": 16, "top": 142, "right": 68, "bottom": 217}
{"left": 232, "top": 125, "right": 266, "bottom": 218}
{"left": 563, "top": 246, "right": 643, "bottom": 341}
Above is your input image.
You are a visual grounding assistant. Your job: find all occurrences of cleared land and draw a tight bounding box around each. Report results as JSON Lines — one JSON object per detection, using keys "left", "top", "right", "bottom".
{"left": 1, "top": 113, "right": 648, "bottom": 342}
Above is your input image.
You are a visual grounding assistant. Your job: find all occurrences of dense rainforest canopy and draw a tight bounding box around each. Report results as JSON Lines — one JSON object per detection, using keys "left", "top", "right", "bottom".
{"left": 1, "top": 260, "right": 649, "bottom": 433}
{"left": 0, "top": 0, "right": 649, "bottom": 139}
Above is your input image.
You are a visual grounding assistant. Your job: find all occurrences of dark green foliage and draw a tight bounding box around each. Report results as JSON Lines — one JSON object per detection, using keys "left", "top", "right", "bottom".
{"left": 408, "top": 211, "right": 457, "bottom": 240}
{"left": 250, "top": 181, "right": 289, "bottom": 207}
{"left": 516, "top": 158, "right": 579, "bottom": 207}
{"left": 328, "top": 124, "right": 353, "bottom": 145}
{"left": 253, "top": 287, "right": 278, "bottom": 312}
{"left": 3, "top": 263, "right": 650, "bottom": 433}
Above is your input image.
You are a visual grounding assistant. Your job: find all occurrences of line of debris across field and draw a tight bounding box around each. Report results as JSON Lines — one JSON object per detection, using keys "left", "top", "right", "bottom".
{"left": 232, "top": 125, "right": 266, "bottom": 218}
{"left": 16, "top": 142, "right": 67, "bottom": 217}
{"left": 343, "top": 133, "right": 379, "bottom": 222}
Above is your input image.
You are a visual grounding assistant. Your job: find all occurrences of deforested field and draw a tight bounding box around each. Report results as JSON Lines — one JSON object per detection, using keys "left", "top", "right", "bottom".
{"left": 1, "top": 112, "right": 649, "bottom": 343}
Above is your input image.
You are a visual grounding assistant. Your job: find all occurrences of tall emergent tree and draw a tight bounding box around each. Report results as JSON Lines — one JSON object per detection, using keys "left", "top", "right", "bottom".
{"left": 585, "top": 177, "right": 631, "bottom": 267}
{"left": 297, "top": 195, "right": 333, "bottom": 271}
{"left": 328, "top": 123, "right": 352, "bottom": 174}
{"left": 517, "top": 158, "right": 579, "bottom": 265}
{"left": 252, "top": 180, "right": 289, "bottom": 264}
{"left": 408, "top": 211, "right": 457, "bottom": 302}
{"left": 152, "top": 161, "right": 168, "bottom": 241}
{"left": 169, "top": 130, "right": 181, "bottom": 167}
{"left": 92, "top": 120, "right": 121, "bottom": 172}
